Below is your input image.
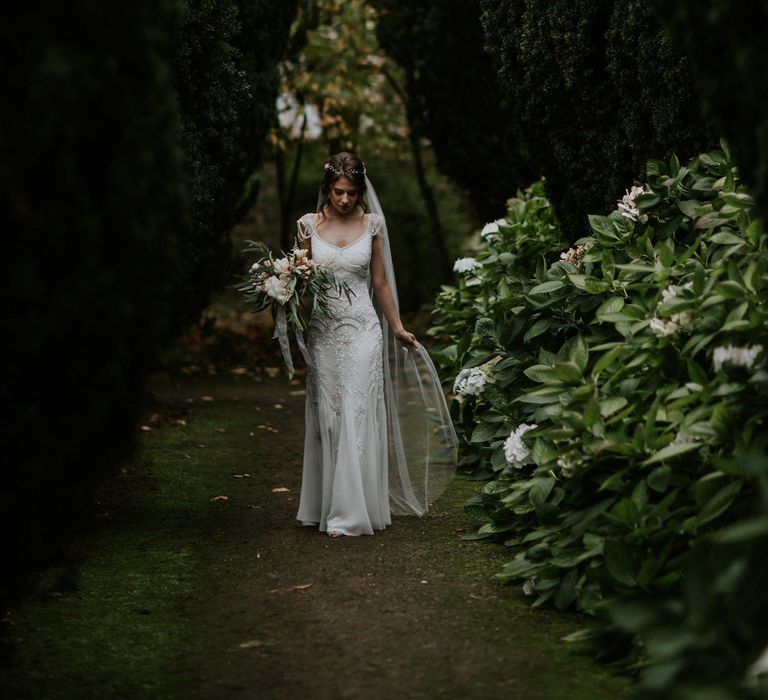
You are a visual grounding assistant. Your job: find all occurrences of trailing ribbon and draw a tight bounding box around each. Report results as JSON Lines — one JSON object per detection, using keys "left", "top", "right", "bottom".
{"left": 273, "top": 304, "right": 294, "bottom": 379}
{"left": 294, "top": 327, "right": 314, "bottom": 370}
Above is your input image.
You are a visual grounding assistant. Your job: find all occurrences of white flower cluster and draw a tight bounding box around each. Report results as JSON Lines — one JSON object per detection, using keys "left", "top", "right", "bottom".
{"left": 263, "top": 275, "right": 296, "bottom": 304}
{"left": 480, "top": 218, "right": 507, "bottom": 241}
{"left": 522, "top": 576, "right": 539, "bottom": 596}
{"left": 453, "top": 257, "right": 482, "bottom": 274}
{"left": 556, "top": 450, "right": 583, "bottom": 478}
{"left": 617, "top": 185, "right": 649, "bottom": 223}
{"left": 713, "top": 344, "right": 764, "bottom": 372}
{"left": 503, "top": 423, "right": 537, "bottom": 469}
{"left": 649, "top": 282, "right": 693, "bottom": 337}
{"left": 453, "top": 366, "right": 488, "bottom": 397}
{"left": 251, "top": 246, "right": 318, "bottom": 305}
{"left": 559, "top": 241, "right": 594, "bottom": 267}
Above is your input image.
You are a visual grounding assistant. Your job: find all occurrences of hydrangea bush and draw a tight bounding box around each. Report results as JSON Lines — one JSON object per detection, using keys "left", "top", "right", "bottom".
{"left": 429, "top": 147, "right": 768, "bottom": 695}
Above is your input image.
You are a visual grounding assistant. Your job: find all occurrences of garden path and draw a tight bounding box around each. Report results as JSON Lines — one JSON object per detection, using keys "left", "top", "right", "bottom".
{"left": 1, "top": 372, "right": 628, "bottom": 700}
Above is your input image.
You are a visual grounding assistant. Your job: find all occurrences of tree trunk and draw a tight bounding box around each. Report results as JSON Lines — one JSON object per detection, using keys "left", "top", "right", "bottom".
{"left": 383, "top": 70, "right": 451, "bottom": 276}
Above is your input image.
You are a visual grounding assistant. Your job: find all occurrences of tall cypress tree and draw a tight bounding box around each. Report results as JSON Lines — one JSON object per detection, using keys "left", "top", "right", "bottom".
{"left": 372, "top": 0, "right": 533, "bottom": 222}
{"left": 480, "top": 0, "right": 714, "bottom": 240}
{"left": 653, "top": 0, "right": 768, "bottom": 222}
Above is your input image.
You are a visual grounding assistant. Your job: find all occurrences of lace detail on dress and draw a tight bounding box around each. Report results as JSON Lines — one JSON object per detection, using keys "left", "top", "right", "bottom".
{"left": 296, "top": 216, "right": 313, "bottom": 242}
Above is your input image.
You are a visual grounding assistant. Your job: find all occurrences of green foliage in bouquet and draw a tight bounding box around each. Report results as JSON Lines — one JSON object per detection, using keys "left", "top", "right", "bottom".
{"left": 430, "top": 147, "right": 768, "bottom": 692}
{"left": 238, "top": 241, "right": 354, "bottom": 328}
{"left": 237, "top": 241, "right": 354, "bottom": 376}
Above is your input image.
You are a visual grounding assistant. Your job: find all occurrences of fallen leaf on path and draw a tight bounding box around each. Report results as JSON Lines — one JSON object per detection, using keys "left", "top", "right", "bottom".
{"left": 196, "top": 444, "right": 207, "bottom": 448}
{"left": 210, "top": 495, "right": 229, "bottom": 502}
{"left": 232, "top": 473, "right": 251, "bottom": 478}
{"left": 200, "top": 395, "right": 214, "bottom": 402}
{"left": 289, "top": 379, "right": 301, "bottom": 385}
{"left": 271, "top": 487, "right": 290, "bottom": 493}
{"left": 273, "top": 403, "right": 284, "bottom": 409}
{"left": 238, "top": 639, "right": 272, "bottom": 649}
{"left": 268, "top": 582, "right": 313, "bottom": 594}
{"left": 216, "top": 428, "right": 227, "bottom": 433}
{"left": 268, "top": 428, "right": 280, "bottom": 433}
{"left": 290, "top": 390, "right": 306, "bottom": 396}
{"left": 140, "top": 425, "right": 151, "bottom": 432}
{"left": 172, "top": 418, "right": 187, "bottom": 426}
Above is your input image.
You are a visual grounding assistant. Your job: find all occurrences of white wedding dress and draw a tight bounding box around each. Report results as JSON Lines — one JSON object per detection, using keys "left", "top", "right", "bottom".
{"left": 295, "top": 211, "right": 391, "bottom": 535}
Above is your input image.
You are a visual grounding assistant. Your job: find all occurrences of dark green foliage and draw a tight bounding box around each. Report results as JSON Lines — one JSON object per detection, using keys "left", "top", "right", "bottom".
{"left": 653, "top": 1, "right": 768, "bottom": 226}
{"left": 430, "top": 149, "right": 768, "bottom": 692}
{"left": 0, "top": 0, "right": 297, "bottom": 604}
{"left": 372, "top": 1, "right": 533, "bottom": 221}
{"left": 479, "top": 0, "right": 714, "bottom": 241}
{"left": 174, "top": 0, "right": 298, "bottom": 321}
{"left": 0, "top": 1, "right": 188, "bottom": 600}
{"left": 613, "top": 450, "right": 768, "bottom": 698}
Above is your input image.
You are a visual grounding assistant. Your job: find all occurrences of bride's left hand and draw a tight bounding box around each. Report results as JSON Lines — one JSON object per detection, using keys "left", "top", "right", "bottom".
{"left": 395, "top": 328, "right": 418, "bottom": 349}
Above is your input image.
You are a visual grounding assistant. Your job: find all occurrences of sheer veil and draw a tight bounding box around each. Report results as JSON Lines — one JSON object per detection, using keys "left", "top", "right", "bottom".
{"left": 319, "top": 175, "right": 458, "bottom": 516}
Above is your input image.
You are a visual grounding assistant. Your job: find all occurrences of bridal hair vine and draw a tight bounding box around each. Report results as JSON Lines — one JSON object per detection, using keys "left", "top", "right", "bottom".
{"left": 324, "top": 161, "right": 367, "bottom": 178}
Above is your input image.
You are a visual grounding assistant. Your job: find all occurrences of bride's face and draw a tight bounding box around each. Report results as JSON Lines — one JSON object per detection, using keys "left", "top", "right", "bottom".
{"left": 328, "top": 176, "right": 359, "bottom": 216}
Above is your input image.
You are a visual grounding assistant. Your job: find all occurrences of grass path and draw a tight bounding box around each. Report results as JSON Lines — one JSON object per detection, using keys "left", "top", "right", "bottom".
{"left": 1, "top": 372, "right": 629, "bottom": 699}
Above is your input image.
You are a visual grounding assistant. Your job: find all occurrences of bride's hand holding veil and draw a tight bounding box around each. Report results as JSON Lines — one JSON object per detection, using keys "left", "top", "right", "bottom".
{"left": 394, "top": 328, "right": 418, "bottom": 349}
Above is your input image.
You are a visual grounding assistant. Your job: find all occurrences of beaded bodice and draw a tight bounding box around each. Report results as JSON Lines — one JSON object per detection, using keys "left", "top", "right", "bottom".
{"left": 296, "top": 212, "right": 383, "bottom": 334}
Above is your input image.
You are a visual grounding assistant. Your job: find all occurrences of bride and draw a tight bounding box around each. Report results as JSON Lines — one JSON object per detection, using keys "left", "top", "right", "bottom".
{"left": 294, "top": 152, "right": 457, "bottom": 537}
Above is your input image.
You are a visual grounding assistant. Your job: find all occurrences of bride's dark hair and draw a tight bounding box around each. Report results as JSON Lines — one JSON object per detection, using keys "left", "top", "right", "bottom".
{"left": 317, "top": 152, "right": 369, "bottom": 217}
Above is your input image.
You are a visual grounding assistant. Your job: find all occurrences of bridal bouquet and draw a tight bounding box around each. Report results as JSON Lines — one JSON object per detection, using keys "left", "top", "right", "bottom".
{"left": 237, "top": 241, "right": 353, "bottom": 378}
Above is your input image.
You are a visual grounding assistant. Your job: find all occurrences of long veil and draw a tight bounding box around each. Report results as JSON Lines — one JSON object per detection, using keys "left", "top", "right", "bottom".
{"left": 318, "top": 176, "right": 458, "bottom": 516}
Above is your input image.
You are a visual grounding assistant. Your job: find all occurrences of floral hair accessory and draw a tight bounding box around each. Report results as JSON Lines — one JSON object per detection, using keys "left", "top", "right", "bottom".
{"left": 324, "top": 161, "right": 367, "bottom": 177}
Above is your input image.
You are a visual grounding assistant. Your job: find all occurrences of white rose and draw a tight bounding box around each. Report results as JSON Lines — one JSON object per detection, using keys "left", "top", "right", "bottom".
{"left": 263, "top": 275, "right": 296, "bottom": 304}
{"left": 273, "top": 257, "right": 290, "bottom": 275}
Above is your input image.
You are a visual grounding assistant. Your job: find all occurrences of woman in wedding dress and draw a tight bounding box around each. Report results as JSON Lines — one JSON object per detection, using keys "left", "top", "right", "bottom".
{"left": 295, "top": 152, "right": 457, "bottom": 537}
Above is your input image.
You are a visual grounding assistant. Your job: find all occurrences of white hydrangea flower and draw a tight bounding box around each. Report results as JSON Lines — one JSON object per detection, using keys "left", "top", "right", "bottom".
{"left": 480, "top": 219, "right": 506, "bottom": 241}
{"left": 522, "top": 576, "right": 539, "bottom": 596}
{"left": 453, "top": 367, "right": 488, "bottom": 397}
{"left": 746, "top": 645, "right": 768, "bottom": 686}
{"left": 713, "top": 344, "right": 764, "bottom": 372}
{"left": 263, "top": 274, "right": 296, "bottom": 304}
{"left": 480, "top": 221, "right": 499, "bottom": 239}
{"left": 503, "top": 423, "right": 537, "bottom": 468}
{"left": 649, "top": 317, "right": 678, "bottom": 337}
{"left": 650, "top": 281, "right": 694, "bottom": 336}
{"left": 617, "top": 185, "right": 649, "bottom": 223}
{"left": 453, "top": 257, "right": 482, "bottom": 274}
{"left": 559, "top": 241, "right": 594, "bottom": 267}
{"left": 661, "top": 281, "right": 693, "bottom": 304}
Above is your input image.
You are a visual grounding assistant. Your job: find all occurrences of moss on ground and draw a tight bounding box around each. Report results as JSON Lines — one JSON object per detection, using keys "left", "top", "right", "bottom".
{"left": 0, "top": 374, "right": 630, "bottom": 699}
